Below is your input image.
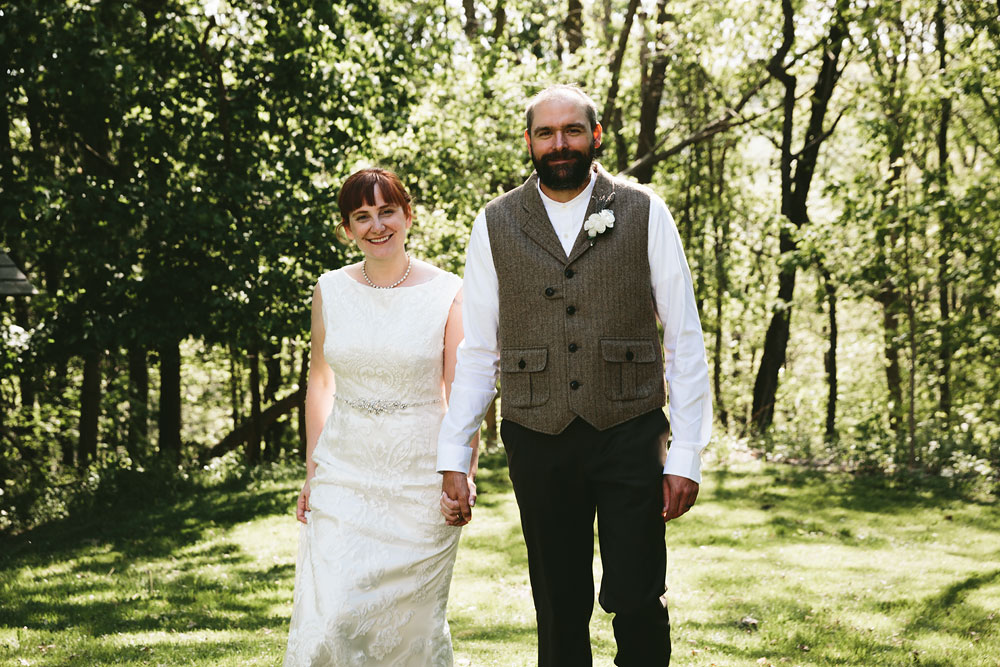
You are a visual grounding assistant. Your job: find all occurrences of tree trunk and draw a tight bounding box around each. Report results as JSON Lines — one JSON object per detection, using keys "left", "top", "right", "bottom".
{"left": 822, "top": 268, "right": 838, "bottom": 442}
{"left": 712, "top": 144, "right": 731, "bottom": 428}
{"left": 0, "top": 74, "right": 14, "bottom": 181}
{"left": 78, "top": 351, "right": 102, "bottom": 466}
{"left": 633, "top": 0, "right": 670, "bottom": 184}
{"left": 902, "top": 207, "right": 918, "bottom": 466}
{"left": 127, "top": 344, "right": 149, "bottom": 460}
{"left": 935, "top": 0, "right": 952, "bottom": 423}
{"left": 13, "top": 299, "right": 36, "bottom": 412}
{"left": 230, "top": 348, "right": 242, "bottom": 428}
{"left": 879, "top": 294, "right": 904, "bottom": 438}
{"left": 565, "top": 0, "right": 583, "bottom": 53}
{"left": 752, "top": 232, "right": 796, "bottom": 430}
{"left": 263, "top": 339, "right": 282, "bottom": 460}
{"left": 492, "top": 1, "right": 506, "bottom": 42}
{"left": 298, "top": 345, "right": 308, "bottom": 460}
{"left": 871, "top": 8, "right": 908, "bottom": 445}
{"left": 601, "top": 0, "right": 641, "bottom": 164}
{"left": 462, "top": 0, "right": 479, "bottom": 40}
{"left": 245, "top": 341, "right": 263, "bottom": 465}
{"left": 158, "top": 340, "right": 182, "bottom": 464}
{"left": 203, "top": 388, "right": 305, "bottom": 462}
{"left": 751, "top": 0, "right": 847, "bottom": 433}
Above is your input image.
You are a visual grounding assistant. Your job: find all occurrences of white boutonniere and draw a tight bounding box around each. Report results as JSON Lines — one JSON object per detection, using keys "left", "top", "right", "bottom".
{"left": 584, "top": 209, "right": 615, "bottom": 238}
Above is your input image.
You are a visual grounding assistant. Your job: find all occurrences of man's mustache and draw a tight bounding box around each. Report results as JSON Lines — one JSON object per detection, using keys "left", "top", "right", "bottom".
{"left": 540, "top": 149, "right": 587, "bottom": 165}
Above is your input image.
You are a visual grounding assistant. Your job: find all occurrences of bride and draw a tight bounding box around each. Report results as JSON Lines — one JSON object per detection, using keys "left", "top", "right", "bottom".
{"left": 284, "top": 168, "right": 478, "bottom": 666}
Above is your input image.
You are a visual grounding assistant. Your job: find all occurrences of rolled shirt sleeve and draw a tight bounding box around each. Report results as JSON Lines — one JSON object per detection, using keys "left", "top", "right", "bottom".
{"left": 648, "top": 196, "right": 713, "bottom": 483}
{"left": 436, "top": 211, "right": 500, "bottom": 474}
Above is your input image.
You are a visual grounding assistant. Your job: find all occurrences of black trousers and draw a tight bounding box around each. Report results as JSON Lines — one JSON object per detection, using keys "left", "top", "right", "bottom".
{"left": 501, "top": 410, "right": 672, "bottom": 667}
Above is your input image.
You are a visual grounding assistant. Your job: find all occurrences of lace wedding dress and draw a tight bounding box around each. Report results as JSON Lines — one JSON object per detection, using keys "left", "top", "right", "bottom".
{"left": 284, "top": 268, "right": 464, "bottom": 667}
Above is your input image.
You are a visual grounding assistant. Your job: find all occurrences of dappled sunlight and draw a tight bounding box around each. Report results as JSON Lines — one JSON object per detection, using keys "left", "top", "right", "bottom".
{"left": 2, "top": 460, "right": 997, "bottom": 665}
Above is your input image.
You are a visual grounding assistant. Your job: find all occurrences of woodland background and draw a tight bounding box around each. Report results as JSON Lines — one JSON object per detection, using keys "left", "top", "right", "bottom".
{"left": 2, "top": 0, "right": 999, "bottom": 533}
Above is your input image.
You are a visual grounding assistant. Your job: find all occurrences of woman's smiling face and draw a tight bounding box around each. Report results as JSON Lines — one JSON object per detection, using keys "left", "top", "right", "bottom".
{"left": 343, "top": 184, "right": 412, "bottom": 259}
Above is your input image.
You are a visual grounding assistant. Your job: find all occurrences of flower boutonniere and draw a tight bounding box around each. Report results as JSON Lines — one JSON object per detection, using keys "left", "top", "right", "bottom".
{"left": 584, "top": 209, "right": 615, "bottom": 242}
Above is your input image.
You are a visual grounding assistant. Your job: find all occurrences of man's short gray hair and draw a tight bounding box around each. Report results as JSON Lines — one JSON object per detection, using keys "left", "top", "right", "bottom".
{"left": 525, "top": 85, "right": 599, "bottom": 134}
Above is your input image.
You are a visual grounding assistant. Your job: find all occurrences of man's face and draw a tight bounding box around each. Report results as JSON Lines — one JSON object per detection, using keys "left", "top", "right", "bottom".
{"left": 525, "top": 97, "right": 602, "bottom": 191}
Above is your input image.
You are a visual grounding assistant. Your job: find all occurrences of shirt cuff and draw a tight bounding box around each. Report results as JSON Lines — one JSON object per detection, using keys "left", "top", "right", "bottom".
{"left": 662, "top": 442, "right": 703, "bottom": 484}
{"left": 436, "top": 444, "right": 473, "bottom": 475}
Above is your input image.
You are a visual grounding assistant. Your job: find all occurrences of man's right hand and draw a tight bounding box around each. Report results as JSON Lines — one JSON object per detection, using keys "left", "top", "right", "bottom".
{"left": 441, "top": 471, "right": 473, "bottom": 526}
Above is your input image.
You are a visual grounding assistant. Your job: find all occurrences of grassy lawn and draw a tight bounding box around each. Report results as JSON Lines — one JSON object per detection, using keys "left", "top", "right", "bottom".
{"left": 1, "top": 451, "right": 998, "bottom": 666}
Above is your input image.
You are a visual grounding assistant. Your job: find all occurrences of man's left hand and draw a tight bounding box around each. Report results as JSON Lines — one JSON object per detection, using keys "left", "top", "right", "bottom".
{"left": 662, "top": 474, "right": 699, "bottom": 522}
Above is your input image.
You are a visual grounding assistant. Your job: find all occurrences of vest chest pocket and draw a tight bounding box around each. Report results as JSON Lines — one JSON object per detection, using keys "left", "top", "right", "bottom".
{"left": 601, "top": 339, "right": 659, "bottom": 401}
{"left": 500, "top": 347, "right": 550, "bottom": 408}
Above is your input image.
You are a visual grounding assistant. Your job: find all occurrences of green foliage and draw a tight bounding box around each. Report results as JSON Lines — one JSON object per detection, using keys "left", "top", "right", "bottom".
{"left": 2, "top": 0, "right": 1000, "bottom": 531}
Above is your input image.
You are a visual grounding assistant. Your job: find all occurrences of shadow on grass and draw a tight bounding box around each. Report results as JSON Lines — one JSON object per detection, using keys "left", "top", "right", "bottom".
{"left": 0, "top": 466, "right": 299, "bottom": 643}
{"left": 904, "top": 568, "right": 1000, "bottom": 635}
{"left": 706, "top": 463, "right": 999, "bottom": 534}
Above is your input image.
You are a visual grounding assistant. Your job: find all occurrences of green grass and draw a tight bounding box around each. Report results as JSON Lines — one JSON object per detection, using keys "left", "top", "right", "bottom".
{"left": 1, "top": 453, "right": 998, "bottom": 666}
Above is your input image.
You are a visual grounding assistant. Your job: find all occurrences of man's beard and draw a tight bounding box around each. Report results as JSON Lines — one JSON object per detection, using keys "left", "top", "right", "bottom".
{"left": 531, "top": 143, "right": 595, "bottom": 191}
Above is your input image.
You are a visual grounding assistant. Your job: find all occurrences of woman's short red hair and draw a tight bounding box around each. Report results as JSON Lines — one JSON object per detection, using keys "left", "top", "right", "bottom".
{"left": 337, "top": 168, "right": 412, "bottom": 227}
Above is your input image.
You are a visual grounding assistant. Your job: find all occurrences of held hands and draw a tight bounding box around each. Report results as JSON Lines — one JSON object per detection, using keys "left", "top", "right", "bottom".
{"left": 440, "top": 471, "right": 476, "bottom": 526}
{"left": 296, "top": 478, "right": 312, "bottom": 524}
{"left": 662, "top": 474, "right": 698, "bottom": 522}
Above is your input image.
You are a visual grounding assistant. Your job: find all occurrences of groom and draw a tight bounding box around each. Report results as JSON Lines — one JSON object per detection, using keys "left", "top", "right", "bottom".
{"left": 438, "top": 84, "right": 712, "bottom": 666}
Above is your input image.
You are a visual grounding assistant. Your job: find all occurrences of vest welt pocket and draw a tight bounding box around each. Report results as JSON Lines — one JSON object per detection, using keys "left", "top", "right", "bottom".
{"left": 500, "top": 347, "right": 550, "bottom": 408}
{"left": 600, "top": 338, "right": 658, "bottom": 401}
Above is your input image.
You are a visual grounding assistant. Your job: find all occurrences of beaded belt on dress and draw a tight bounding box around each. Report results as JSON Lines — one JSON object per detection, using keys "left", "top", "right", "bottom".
{"left": 335, "top": 394, "right": 441, "bottom": 416}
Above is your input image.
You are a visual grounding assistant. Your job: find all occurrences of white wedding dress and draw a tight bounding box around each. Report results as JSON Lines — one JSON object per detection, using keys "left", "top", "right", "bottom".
{"left": 284, "top": 268, "right": 464, "bottom": 667}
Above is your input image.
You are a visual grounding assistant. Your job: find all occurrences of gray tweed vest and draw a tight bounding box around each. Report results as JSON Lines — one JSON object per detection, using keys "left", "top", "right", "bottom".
{"left": 486, "top": 164, "right": 666, "bottom": 434}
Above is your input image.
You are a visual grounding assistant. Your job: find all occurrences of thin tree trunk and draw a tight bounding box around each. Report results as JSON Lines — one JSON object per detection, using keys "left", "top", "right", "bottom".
{"left": 78, "top": 352, "right": 102, "bottom": 466}
{"left": 298, "top": 345, "right": 308, "bottom": 460}
{"left": 158, "top": 340, "right": 182, "bottom": 464}
{"left": 712, "top": 145, "right": 731, "bottom": 428}
{"left": 633, "top": 0, "right": 670, "bottom": 184}
{"left": 245, "top": 341, "right": 263, "bottom": 465}
{"left": 601, "top": 0, "right": 641, "bottom": 162}
{"left": 879, "top": 296, "right": 904, "bottom": 438}
{"left": 263, "top": 339, "right": 282, "bottom": 460}
{"left": 902, "top": 202, "right": 918, "bottom": 466}
{"left": 870, "top": 4, "right": 908, "bottom": 445}
{"left": 0, "top": 74, "right": 14, "bottom": 181}
{"left": 565, "top": 0, "right": 583, "bottom": 53}
{"left": 935, "top": 0, "right": 953, "bottom": 423}
{"left": 230, "top": 348, "right": 242, "bottom": 428}
{"left": 821, "top": 267, "right": 838, "bottom": 442}
{"left": 13, "top": 299, "right": 36, "bottom": 411}
{"left": 712, "top": 232, "right": 728, "bottom": 429}
{"left": 127, "top": 344, "right": 149, "bottom": 460}
{"left": 203, "top": 388, "right": 305, "bottom": 462}
{"left": 492, "top": 1, "right": 506, "bottom": 42}
{"left": 462, "top": 0, "right": 479, "bottom": 40}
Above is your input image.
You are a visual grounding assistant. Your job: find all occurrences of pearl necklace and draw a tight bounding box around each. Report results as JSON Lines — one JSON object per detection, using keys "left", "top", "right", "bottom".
{"left": 363, "top": 253, "right": 411, "bottom": 289}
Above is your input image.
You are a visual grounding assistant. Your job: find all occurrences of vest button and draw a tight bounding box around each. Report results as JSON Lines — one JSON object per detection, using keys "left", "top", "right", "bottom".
{"left": 518, "top": 358, "right": 526, "bottom": 369}
{"left": 564, "top": 268, "right": 575, "bottom": 278}
{"left": 544, "top": 287, "right": 555, "bottom": 297}
{"left": 568, "top": 343, "right": 578, "bottom": 353}
{"left": 566, "top": 305, "right": 576, "bottom": 315}
{"left": 570, "top": 380, "right": 580, "bottom": 390}
{"left": 625, "top": 350, "right": 634, "bottom": 361}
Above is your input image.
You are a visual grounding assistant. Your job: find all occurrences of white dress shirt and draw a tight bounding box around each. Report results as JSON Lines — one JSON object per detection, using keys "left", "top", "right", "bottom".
{"left": 437, "top": 172, "right": 713, "bottom": 483}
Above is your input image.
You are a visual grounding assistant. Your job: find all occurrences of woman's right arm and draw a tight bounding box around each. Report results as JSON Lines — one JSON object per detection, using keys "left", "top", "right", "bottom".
{"left": 298, "top": 283, "right": 335, "bottom": 523}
